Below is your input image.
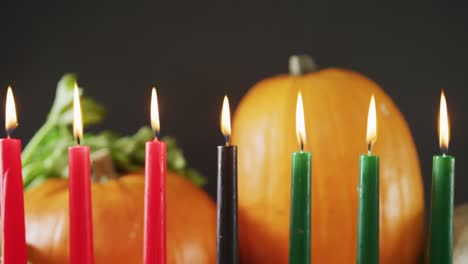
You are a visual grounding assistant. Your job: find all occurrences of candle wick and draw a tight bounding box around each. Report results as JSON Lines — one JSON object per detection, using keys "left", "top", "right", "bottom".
{"left": 76, "top": 137, "right": 81, "bottom": 145}
{"left": 300, "top": 141, "right": 304, "bottom": 152}
{"left": 154, "top": 130, "right": 160, "bottom": 141}
{"left": 441, "top": 146, "right": 448, "bottom": 156}
{"left": 367, "top": 142, "right": 372, "bottom": 155}
{"left": 225, "top": 135, "right": 230, "bottom": 147}
{"left": 6, "top": 128, "right": 14, "bottom": 138}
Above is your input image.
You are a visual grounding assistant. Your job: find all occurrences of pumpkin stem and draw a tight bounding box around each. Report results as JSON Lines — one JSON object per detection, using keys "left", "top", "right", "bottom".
{"left": 91, "top": 149, "right": 118, "bottom": 181}
{"left": 289, "top": 55, "right": 318, "bottom": 75}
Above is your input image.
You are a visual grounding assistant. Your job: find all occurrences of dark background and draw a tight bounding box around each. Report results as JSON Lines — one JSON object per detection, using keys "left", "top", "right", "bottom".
{"left": 0, "top": 2, "right": 467, "bottom": 220}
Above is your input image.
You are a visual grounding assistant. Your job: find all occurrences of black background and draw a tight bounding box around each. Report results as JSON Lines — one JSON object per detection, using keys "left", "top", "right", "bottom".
{"left": 1, "top": 2, "right": 467, "bottom": 221}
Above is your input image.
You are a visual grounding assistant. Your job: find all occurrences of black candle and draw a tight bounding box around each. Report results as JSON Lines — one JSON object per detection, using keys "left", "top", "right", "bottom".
{"left": 216, "top": 95, "right": 238, "bottom": 264}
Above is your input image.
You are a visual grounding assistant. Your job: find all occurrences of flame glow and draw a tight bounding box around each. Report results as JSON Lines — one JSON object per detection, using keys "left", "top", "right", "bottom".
{"left": 366, "top": 95, "right": 377, "bottom": 149}
{"left": 296, "top": 92, "right": 306, "bottom": 149}
{"left": 5, "top": 86, "right": 18, "bottom": 131}
{"left": 151, "top": 87, "right": 160, "bottom": 134}
{"left": 73, "top": 83, "right": 83, "bottom": 142}
{"left": 220, "top": 96, "right": 231, "bottom": 138}
{"left": 439, "top": 91, "right": 449, "bottom": 152}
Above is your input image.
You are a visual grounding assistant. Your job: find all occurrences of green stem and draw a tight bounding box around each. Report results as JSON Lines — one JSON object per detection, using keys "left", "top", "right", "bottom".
{"left": 23, "top": 163, "right": 47, "bottom": 188}
{"left": 289, "top": 55, "right": 318, "bottom": 76}
{"left": 22, "top": 119, "right": 56, "bottom": 165}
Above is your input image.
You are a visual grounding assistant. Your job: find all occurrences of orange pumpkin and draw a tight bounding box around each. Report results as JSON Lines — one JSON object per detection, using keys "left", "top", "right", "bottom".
{"left": 25, "top": 172, "right": 216, "bottom": 264}
{"left": 232, "top": 55, "right": 425, "bottom": 263}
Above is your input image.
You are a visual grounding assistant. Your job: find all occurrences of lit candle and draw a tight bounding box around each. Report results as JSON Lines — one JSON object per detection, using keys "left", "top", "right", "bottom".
{"left": 289, "top": 92, "right": 312, "bottom": 264}
{"left": 216, "top": 96, "right": 238, "bottom": 264}
{"left": 68, "top": 83, "right": 94, "bottom": 264}
{"left": 356, "top": 95, "right": 379, "bottom": 264}
{"left": 429, "top": 91, "right": 454, "bottom": 264}
{"left": 143, "top": 87, "right": 167, "bottom": 264}
{"left": 0, "top": 87, "right": 27, "bottom": 264}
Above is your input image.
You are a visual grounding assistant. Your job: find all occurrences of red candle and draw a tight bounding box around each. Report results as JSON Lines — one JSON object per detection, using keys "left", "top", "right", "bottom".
{"left": 0, "top": 87, "right": 27, "bottom": 264}
{"left": 143, "top": 87, "right": 167, "bottom": 264}
{"left": 69, "top": 83, "right": 94, "bottom": 264}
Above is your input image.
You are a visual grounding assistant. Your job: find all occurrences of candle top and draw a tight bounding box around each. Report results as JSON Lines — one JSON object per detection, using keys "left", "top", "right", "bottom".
{"left": 73, "top": 83, "right": 83, "bottom": 144}
{"left": 220, "top": 95, "right": 231, "bottom": 146}
{"left": 366, "top": 95, "right": 377, "bottom": 153}
{"left": 439, "top": 91, "right": 450, "bottom": 154}
{"left": 296, "top": 92, "right": 306, "bottom": 151}
{"left": 5, "top": 86, "right": 18, "bottom": 136}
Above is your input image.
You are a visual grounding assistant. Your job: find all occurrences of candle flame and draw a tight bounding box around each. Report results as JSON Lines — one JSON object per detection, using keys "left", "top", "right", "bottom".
{"left": 296, "top": 92, "right": 306, "bottom": 150}
{"left": 439, "top": 91, "right": 450, "bottom": 153}
{"left": 366, "top": 95, "right": 377, "bottom": 151}
{"left": 220, "top": 96, "right": 231, "bottom": 143}
{"left": 151, "top": 87, "right": 160, "bottom": 135}
{"left": 5, "top": 86, "right": 18, "bottom": 132}
{"left": 73, "top": 83, "right": 83, "bottom": 143}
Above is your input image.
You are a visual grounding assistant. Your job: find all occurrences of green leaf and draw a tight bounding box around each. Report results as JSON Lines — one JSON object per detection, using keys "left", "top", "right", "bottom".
{"left": 181, "top": 168, "right": 206, "bottom": 186}
{"left": 22, "top": 74, "right": 206, "bottom": 189}
{"left": 56, "top": 98, "right": 105, "bottom": 126}
{"left": 47, "top": 74, "right": 76, "bottom": 122}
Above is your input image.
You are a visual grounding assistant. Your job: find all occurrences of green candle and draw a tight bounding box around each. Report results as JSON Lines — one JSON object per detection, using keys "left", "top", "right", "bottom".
{"left": 289, "top": 92, "right": 312, "bottom": 264}
{"left": 429, "top": 92, "right": 454, "bottom": 264}
{"left": 357, "top": 95, "right": 379, "bottom": 264}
